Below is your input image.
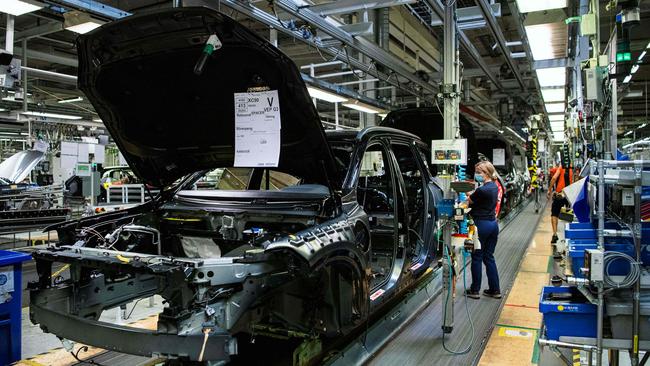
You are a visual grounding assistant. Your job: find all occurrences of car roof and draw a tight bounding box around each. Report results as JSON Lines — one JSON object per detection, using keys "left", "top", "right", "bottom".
{"left": 325, "top": 126, "right": 423, "bottom": 144}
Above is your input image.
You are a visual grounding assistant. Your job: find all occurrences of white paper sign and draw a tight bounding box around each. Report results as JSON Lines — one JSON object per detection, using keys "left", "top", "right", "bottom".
{"left": 33, "top": 140, "right": 49, "bottom": 153}
{"left": 492, "top": 148, "right": 506, "bottom": 166}
{"left": 538, "top": 138, "right": 546, "bottom": 152}
{"left": 77, "top": 143, "right": 90, "bottom": 163}
{"left": 431, "top": 139, "right": 467, "bottom": 165}
{"left": 233, "top": 90, "right": 281, "bottom": 167}
{"left": 94, "top": 145, "right": 106, "bottom": 164}
{"left": 60, "top": 141, "right": 78, "bottom": 156}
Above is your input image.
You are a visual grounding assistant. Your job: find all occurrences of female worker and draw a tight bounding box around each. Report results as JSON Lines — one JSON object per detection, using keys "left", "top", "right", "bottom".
{"left": 466, "top": 161, "right": 501, "bottom": 299}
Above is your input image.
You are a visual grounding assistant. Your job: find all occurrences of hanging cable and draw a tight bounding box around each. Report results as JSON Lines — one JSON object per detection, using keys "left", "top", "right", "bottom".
{"left": 441, "top": 243, "right": 475, "bottom": 354}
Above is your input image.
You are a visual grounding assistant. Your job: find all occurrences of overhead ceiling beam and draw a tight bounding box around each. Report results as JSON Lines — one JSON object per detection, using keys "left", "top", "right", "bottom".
{"left": 216, "top": 0, "right": 427, "bottom": 99}
{"left": 274, "top": 0, "right": 437, "bottom": 95}
{"left": 421, "top": 0, "right": 504, "bottom": 90}
{"left": 303, "top": 0, "right": 417, "bottom": 17}
{"left": 430, "top": 3, "right": 501, "bottom": 26}
{"left": 15, "top": 22, "right": 63, "bottom": 42}
{"left": 476, "top": 0, "right": 526, "bottom": 90}
{"left": 13, "top": 46, "right": 78, "bottom": 67}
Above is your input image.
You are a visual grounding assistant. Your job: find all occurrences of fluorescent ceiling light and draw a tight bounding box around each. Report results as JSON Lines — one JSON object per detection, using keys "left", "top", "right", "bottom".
{"left": 64, "top": 11, "right": 104, "bottom": 34}
{"left": 307, "top": 86, "right": 347, "bottom": 103}
{"left": 550, "top": 121, "right": 564, "bottom": 129}
{"left": 342, "top": 100, "right": 383, "bottom": 114}
{"left": 515, "top": 0, "right": 567, "bottom": 13}
{"left": 0, "top": 0, "right": 44, "bottom": 16}
{"left": 92, "top": 118, "right": 102, "bottom": 123}
{"left": 0, "top": 108, "right": 6, "bottom": 112}
{"left": 57, "top": 96, "right": 83, "bottom": 104}
{"left": 536, "top": 67, "right": 566, "bottom": 87}
{"left": 639, "top": 51, "right": 647, "bottom": 61}
{"left": 638, "top": 123, "right": 647, "bottom": 129}
{"left": 541, "top": 88, "right": 565, "bottom": 103}
{"left": 548, "top": 114, "right": 564, "bottom": 122}
{"left": 525, "top": 24, "right": 553, "bottom": 60}
{"left": 625, "top": 131, "right": 633, "bottom": 136}
{"left": 22, "top": 111, "right": 83, "bottom": 120}
{"left": 631, "top": 65, "right": 640, "bottom": 74}
{"left": 623, "top": 75, "right": 632, "bottom": 84}
{"left": 545, "top": 103, "right": 565, "bottom": 114}
{"left": 553, "top": 131, "right": 565, "bottom": 141}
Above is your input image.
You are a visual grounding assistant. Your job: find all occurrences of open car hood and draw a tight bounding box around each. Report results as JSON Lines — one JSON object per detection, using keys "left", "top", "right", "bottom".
{"left": 77, "top": 7, "right": 339, "bottom": 188}
{"left": 0, "top": 150, "right": 44, "bottom": 184}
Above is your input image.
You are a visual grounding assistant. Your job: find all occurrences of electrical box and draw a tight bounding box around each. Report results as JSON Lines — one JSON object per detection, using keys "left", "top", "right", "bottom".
{"left": 584, "top": 68, "right": 604, "bottom": 102}
{"left": 622, "top": 189, "right": 634, "bottom": 206}
{"left": 580, "top": 13, "right": 597, "bottom": 36}
{"left": 584, "top": 249, "right": 604, "bottom": 282}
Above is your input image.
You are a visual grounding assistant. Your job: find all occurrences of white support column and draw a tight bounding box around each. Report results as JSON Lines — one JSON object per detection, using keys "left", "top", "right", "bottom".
{"left": 5, "top": 15, "right": 14, "bottom": 54}
{"left": 334, "top": 102, "right": 340, "bottom": 130}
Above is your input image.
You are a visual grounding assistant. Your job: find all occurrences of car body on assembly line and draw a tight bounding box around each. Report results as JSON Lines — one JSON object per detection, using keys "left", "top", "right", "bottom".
{"left": 28, "top": 7, "right": 444, "bottom": 364}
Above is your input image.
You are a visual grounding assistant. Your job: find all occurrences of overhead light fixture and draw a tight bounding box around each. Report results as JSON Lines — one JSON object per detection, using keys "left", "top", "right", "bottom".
{"left": 548, "top": 114, "right": 564, "bottom": 122}
{"left": 64, "top": 10, "right": 105, "bottom": 34}
{"left": 307, "top": 86, "right": 348, "bottom": 103}
{"left": 631, "top": 65, "right": 640, "bottom": 74}
{"left": 57, "top": 96, "right": 83, "bottom": 104}
{"left": 639, "top": 51, "right": 647, "bottom": 61}
{"left": 536, "top": 67, "right": 566, "bottom": 87}
{"left": 0, "top": 108, "right": 5, "bottom": 112}
{"left": 22, "top": 111, "right": 83, "bottom": 120}
{"left": 0, "top": 0, "right": 44, "bottom": 16}
{"left": 525, "top": 24, "right": 556, "bottom": 60}
{"left": 541, "top": 88, "right": 565, "bottom": 103}
{"left": 342, "top": 100, "right": 383, "bottom": 114}
{"left": 550, "top": 121, "right": 564, "bottom": 129}
{"left": 545, "top": 102, "right": 565, "bottom": 114}
{"left": 92, "top": 118, "right": 102, "bottom": 123}
{"left": 553, "top": 131, "right": 565, "bottom": 141}
{"left": 623, "top": 75, "right": 632, "bottom": 84}
{"left": 638, "top": 123, "right": 647, "bottom": 129}
{"left": 625, "top": 130, "right": 633, "bottom": 136}
{"left": 515, "top": 0, "right": 567, "bottom": 13}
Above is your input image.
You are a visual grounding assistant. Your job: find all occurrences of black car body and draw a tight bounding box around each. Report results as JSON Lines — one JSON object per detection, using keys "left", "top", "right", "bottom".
{"left": 380, "top": 107, "right": 479, "bottom": 177}
{"left": 28, "top": 8, "right": 443, "bottom": 363}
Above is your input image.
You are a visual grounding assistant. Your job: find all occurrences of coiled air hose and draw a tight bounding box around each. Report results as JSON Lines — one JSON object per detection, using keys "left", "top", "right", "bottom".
{"left": 604, "top": 251, "right": 641, "bottom": 288}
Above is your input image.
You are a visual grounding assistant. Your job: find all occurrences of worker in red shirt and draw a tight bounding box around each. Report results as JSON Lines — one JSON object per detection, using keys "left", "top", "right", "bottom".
{"left": 547, "top": 161, "right": 573, "bottom": 243}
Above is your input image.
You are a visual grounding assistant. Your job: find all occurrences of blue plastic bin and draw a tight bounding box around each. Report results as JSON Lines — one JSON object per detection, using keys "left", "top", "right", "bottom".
{"left": 540, "top": 286, "right": 597, "bottom": 340}
{"left": 565, "top": 222, "right": 650, "bottom": 244}
{"left": 0, "top": 250, "right": 31, "bottom": 365}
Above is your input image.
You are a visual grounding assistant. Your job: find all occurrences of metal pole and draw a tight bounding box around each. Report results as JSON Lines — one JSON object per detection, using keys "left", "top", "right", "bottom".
{"left": 334, "top": 102, "right": 339, "bottom": 130}
{"left": 610, "top": 79, "right": 617, "bottom": 158}
{"left": 443, "top": 0, "right": 458, "bottom": 140}
{"left": 631, "top": 161, "right": 643, "bottom": 366}
{"left": 596, "top": 159, "right": 604, "bottom": 366}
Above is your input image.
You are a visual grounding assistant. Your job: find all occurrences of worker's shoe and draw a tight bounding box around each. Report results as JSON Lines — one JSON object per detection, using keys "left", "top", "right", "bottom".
{"left": 551, "top": 234, "right": 558, "bottom": 244}
{"left": 465, "top": 290, "right": 480, "bottom": 299}
{"left": 483, "top": 290, "right": 502, "bottom": 299}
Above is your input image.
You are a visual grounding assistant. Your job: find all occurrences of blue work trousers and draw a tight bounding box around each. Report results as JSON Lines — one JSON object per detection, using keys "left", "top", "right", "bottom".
{"left": 470, "top": 219, "right": 500, "bottom": 293}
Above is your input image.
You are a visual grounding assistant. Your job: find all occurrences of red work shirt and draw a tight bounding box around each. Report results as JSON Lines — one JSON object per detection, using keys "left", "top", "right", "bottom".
{"left": 549, "top": 167, "right": 573, "bottom": 193}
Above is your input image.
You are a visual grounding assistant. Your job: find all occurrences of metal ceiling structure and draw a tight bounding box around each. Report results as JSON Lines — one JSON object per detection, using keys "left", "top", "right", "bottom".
{"left": 0, "top": 0, "right": 647, "bottom": 143}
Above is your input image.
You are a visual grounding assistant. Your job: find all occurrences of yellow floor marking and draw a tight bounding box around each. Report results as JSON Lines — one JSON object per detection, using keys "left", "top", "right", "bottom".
{"left": 478, "top": 325, "right": 538, "bottom": 366}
